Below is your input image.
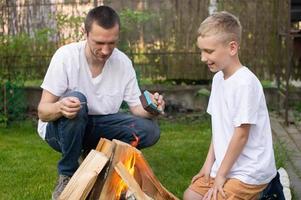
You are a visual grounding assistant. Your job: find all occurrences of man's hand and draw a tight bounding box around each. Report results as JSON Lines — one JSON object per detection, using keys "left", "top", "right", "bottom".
{"left": 152, "top": 92, "right": 165, "bottom": 114}
{"left": 59, "top": 97, "right": 81, "bottom": 119}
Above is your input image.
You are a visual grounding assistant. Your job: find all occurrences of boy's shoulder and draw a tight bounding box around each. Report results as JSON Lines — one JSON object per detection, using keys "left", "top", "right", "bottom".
{"left": 212, "top": 67, "right": 263, "bottom": 93}
{"left": 227, "top": 67, "right": 260, "bottom": 86}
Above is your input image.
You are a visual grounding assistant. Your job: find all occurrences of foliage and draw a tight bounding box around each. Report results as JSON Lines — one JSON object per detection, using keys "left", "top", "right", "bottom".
{"left": 119, "top": 8, "right": 154, "bottom": 52}
{"left": 0, "top": 79, "right": 27, "bottom": 127}
{"left": 261, "top": 80, "right": 277, "bottom": 89}
{"left": 196, "top": 88, "right": 211, "bottom": 97}
{"left": 0, "top": 28, "right": 56, "bottom": 80}
{"left": 54, "top": 12, "right": 85, "bottom": 44}
{"left": 0, "top": 28, "right": 56, "bottom": 127}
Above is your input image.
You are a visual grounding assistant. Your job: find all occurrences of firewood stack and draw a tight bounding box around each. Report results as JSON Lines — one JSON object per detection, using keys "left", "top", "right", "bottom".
{"left": 58, "top": 138, "right": 179, "bottom": 200}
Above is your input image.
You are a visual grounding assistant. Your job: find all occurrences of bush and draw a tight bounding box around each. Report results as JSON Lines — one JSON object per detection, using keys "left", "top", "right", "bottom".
{"left": 0, "top": 80, "right": 27, "bottom": 127}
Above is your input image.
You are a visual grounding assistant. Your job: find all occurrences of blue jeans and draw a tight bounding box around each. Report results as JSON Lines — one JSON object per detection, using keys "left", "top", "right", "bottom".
{"left": 45, "top": 91, "right": 160, "bottom": 177}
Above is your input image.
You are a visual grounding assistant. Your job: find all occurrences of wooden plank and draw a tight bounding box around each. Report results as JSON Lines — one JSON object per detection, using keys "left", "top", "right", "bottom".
{"left": 135, "top": 153, "right": 179, "bottom": 200}
{"left": 58, "top": 150, "right": 108, "bottom": 200}
{"left": 99, "top": 139, "right": 179, "bottom": 200}
{"left": 115, "top": 162, "right": 153, "bottom": 200}
{"left": 98, "top": 139, "right": 138, "bottom": 200}
{"left": 89, "top": 138, "right": 116, "bottom": 200}
{"left": 95, "top": 138, "right": 115, "bottom": 158}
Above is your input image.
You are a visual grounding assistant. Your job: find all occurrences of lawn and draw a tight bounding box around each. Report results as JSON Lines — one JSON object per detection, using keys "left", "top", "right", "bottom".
{"left": 0, "top": 114, "right": 285, "bottom": 200}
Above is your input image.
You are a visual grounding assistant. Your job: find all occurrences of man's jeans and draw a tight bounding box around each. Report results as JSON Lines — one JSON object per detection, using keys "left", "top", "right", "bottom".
{"left": 45, "top": 91, "right": 160, "bottom": 177}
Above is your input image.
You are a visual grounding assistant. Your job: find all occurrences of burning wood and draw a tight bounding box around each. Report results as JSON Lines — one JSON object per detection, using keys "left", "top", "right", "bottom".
{"left": 59, "top": 139, "right": 179, "bottom": 200}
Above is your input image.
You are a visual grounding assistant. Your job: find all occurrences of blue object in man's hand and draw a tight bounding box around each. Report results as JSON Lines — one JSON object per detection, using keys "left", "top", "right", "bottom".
{"left": 139, "top": 90, "right": 161, "bottom": 115}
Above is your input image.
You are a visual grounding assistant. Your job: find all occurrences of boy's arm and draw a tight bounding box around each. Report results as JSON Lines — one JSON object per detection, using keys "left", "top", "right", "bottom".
{"left": 203, "top": 140, "right": 215, "bottom": 171}
{"left": 211, "top": 124, "right": 250, "bottom": 198}
{"left": 192, "top": 140, "right": 215, "bottom": 183}
{"left": 217, "top": 124, "right": 250, "bottom": 177}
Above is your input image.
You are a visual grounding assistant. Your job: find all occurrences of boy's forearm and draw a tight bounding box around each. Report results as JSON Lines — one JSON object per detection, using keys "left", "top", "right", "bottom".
{"left": 203, "top": 140, "right": 215, "bottom": 168}
{"left": 206, "top": 141, "right": 215, "bottom": 165}
{"left": 217, "top": 124, "right": 250, "bottom": 177}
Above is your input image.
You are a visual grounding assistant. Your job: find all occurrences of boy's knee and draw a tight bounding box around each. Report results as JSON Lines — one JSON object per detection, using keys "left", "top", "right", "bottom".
{"left": 183, "top": 189, "right": 192, "bottom": 200}
{"left": 183, "top": 188, "right": 203, "bottom": 200}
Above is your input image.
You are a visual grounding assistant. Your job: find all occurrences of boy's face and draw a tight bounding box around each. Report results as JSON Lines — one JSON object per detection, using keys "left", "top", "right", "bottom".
{"left": 197, "top": 35, "right": 233, "bottom": 73}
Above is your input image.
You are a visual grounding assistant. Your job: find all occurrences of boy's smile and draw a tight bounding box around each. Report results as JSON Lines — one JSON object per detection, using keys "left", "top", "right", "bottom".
{"left": 197, "top": 35, "right": 231, "bottom": 73}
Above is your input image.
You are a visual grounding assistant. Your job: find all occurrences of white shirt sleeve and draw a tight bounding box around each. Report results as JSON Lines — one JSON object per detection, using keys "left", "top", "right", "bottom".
{"left": 123, "top": 64, "right": 141, "bottom": 107}
{"left": 232, "top": 83, "right": 261, "bottom": 127}
{"left": 41, "top": 48, "right": 68, "bottom": 97}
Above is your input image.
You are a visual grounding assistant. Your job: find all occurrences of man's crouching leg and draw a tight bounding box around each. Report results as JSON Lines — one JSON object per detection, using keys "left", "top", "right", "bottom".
{"left": 85, "top": 113, "right": 160, "bottom": 150}
{"left": 44, "top": 91, "right": 88, "bottom": 200}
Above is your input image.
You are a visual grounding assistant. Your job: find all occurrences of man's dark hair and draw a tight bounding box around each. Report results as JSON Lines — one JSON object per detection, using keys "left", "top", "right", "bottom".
{"left": 84, "top": 6, "right": 120, "bottom": 33}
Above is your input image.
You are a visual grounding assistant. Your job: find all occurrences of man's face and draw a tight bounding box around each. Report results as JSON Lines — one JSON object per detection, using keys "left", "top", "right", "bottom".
{"left": 197, "top": 35, "right": 232, "bottom": 73}
{"left": 86, "top": 22, "right": 119, "bottom": 63}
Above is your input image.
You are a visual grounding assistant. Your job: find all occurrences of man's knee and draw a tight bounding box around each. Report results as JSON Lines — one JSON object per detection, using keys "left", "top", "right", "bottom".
{"left": 149, "top": 121, "right": 160, "bottom": 145}
{"left": 63, "top": 91, "right": 87, "bottom": 103}
{"left": 137, "top": 119, "right": 160, "bottom": 149}
{"left": 63, "top": 91, "right": 88, "bottom": 119}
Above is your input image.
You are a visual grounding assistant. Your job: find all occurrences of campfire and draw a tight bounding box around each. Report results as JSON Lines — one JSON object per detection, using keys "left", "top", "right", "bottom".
{"left": 58, "top": 138, "right": 179, "bottom": 200}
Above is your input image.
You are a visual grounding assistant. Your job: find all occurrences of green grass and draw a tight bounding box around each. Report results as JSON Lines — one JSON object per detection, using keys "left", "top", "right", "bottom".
{"left": 0, "top": 120, "right": 59, "bottom": 199}
{"left": 0, "top": 116, "right": 210, "bottom": 199}
{"left": 142, "top": 116, "right": 211, "bottom": 198}
{"left": 0, "top": 115, "right": 286, "bottom": 199}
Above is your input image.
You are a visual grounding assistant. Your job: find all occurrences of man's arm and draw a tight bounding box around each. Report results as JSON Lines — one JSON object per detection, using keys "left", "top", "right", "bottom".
{"left": 129, "top": 104, "right": 155, "bottom": 119}
{"left": 129, "top": 92, "right": 165, "bottom": 119}
{"left": 38, "top": 90, "right": 81, "bottom": 122}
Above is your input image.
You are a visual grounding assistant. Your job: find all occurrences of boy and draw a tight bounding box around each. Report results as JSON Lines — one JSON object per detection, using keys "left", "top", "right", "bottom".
{"left": 183, "top": 11, "right": 277, "bottom": 200}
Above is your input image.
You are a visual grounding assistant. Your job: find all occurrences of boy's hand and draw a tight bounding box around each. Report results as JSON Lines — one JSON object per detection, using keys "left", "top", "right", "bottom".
{"left": 59, "top": 97, "right": 81, "bottom": 119}
{"left": 191, "top": 166, "right": 211, "bottom": 185}
{"left": 203, "top": 174, "right": 227, "bottom": 200}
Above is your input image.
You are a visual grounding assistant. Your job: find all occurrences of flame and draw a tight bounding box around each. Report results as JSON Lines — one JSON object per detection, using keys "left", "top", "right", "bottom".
{"left": 115, "top": 153, "right": 136, "bottom": 200}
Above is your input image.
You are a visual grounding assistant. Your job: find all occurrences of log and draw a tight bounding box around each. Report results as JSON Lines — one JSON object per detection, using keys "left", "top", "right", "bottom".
{"left": 89, "top": 138, "right": 116, "bottom": 200}
{"left": 115, "top": 162, "right": 153, "bottom": 200}
{"left": 58, "top": 150, "right": 108, "bottom": 200}
{"left": 62, "top": 138, "right": 179, "bottom": 200}
{"left": 98, "top": 140, "right": 139, "bottom": 200}
{"left": 134, "top": 153, "right": 179, "bottom": 200}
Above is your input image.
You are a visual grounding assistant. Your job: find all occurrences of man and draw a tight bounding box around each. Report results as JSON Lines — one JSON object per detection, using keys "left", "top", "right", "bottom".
{"left": 37, "top": 6, "right": 165, "bottom": 199}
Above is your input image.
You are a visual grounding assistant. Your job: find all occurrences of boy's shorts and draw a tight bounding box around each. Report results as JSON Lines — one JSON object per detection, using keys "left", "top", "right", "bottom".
{"left": 189, "top": 176, "right": 267, "bottom": 200}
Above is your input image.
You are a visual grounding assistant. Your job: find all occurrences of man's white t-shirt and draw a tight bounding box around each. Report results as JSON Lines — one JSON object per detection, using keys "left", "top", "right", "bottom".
{"left": 38, "top": 41, "right": 141, "bottom": 139}
{"left": 207, "top": 66, "right": 277, "bottom": 185}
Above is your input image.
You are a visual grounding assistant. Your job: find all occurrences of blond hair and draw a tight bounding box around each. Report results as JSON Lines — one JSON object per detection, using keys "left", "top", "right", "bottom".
{"left": 198, "top": 11, "right": 242, "bottom": 44}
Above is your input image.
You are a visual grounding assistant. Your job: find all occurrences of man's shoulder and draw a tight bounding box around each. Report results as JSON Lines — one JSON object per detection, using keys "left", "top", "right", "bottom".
{"left": 111, "top": 48, "right": 132, "bottom": 63}
{"left": 55, "top": 41, "right": 84, "bottom": 56}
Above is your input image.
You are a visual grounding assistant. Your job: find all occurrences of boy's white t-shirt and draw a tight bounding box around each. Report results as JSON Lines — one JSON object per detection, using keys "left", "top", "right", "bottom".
{"left": 37, "top": 41, "right": 141, "bottom": 139}
{"left": 207, "top": 66, "right": 277, "bottom": 185}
